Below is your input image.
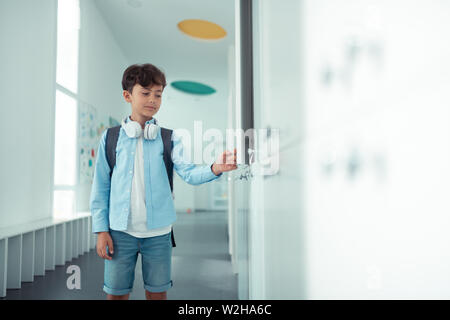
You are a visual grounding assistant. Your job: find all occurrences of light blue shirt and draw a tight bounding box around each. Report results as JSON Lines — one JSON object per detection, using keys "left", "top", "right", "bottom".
{"left": 90, "top": 118, "right": 222, "bottom": 233}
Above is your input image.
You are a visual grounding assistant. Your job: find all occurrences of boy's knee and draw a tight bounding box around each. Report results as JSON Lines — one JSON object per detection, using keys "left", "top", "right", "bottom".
{"left": 145, "top": 290, "right": 167, "bottom": 300}
{"left": 107, "top": 293, "right": 130, "bottom": 300}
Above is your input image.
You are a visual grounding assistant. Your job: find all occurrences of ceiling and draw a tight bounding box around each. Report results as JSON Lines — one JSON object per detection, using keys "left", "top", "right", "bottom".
{"left": 93, "top": 0, "right": 235, "bottom": 86}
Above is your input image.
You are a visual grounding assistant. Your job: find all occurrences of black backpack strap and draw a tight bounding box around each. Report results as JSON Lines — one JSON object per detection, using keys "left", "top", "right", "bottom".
{"left": 160, "top": 127, "right": 174, "bottom": 191}
{"left": 160, "top": 127, "right": 176, "bottom": 248}
{"left": 105, "top": 125, "right": 121, "bottom": 178}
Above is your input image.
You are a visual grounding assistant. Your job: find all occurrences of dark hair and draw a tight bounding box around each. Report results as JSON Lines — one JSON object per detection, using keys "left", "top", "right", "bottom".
{"left": 121, "top": 63, "right": 167, "bottom": 94}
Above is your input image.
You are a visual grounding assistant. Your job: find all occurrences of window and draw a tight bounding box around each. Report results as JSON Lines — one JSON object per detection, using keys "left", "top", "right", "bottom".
{"left": 53, "top": 0, "right": 80, "bottom": 219}
{"left": 56, "top": 0, "right": 79, "bottom": 93}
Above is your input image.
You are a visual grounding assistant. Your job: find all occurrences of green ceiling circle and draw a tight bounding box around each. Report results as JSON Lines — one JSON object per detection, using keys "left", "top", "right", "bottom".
{"left": 171, "top": 81, "right": 216, "bottom": 95}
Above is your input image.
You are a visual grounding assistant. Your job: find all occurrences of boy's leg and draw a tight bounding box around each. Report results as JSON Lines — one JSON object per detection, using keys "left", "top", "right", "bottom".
{"left": 103, "top": 230, "right": 139, "bottom": 298}
{"left": 140, "top": 232, "right": 173, "bottom": 300}
{"left": 145, "top": 290, "right": 167, "bottom": 300}
{"left": 107, "top": 293, "right": 130, "bottom": 300}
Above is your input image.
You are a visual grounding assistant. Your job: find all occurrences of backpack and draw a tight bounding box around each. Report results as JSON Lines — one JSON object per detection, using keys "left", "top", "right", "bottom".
{"left": 105, "top": 125, "right": 176, "bottom": 247}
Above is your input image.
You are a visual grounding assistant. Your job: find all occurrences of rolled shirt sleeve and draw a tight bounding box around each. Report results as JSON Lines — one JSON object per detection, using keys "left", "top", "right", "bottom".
{"left": 89, "top": 129, "right": 111, "bottom": 233}
{"left": 171, "top": 130, "right": 222, "bottom": 185}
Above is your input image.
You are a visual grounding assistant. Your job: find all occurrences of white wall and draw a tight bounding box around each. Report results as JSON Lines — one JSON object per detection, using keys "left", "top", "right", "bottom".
{"left": 251, "top": 0, "right": 450, "bottom": 299}
{"left": 76, "top": 0, "right": 130, "bottom": 212}
{"left": 0, "top": 0, "right": 58, "bottom": 228}
{"left": 250, "top": 0, "right": 306, "bottom": 299}
{"left": 302, "top": 0, "right": 450, "bottom": 299}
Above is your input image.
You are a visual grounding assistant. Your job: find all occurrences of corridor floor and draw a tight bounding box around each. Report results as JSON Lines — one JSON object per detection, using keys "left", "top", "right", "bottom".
{"left": 2, "top": 210, "right": 237, "bottom": 300}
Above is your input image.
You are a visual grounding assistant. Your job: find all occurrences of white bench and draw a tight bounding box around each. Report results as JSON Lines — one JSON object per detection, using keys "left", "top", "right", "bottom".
{"left": 0, "top": 212, "right": 96, "bottom": 298}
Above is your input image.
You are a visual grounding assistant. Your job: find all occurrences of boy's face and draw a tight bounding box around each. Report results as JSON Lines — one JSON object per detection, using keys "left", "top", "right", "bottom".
{"left": 123, "top": 83, "right": 163, "bottom": 119}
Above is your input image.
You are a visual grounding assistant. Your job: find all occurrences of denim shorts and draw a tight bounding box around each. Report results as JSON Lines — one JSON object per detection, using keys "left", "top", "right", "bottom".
{"left": 103, "top": 229, "right": 173, "bottom": 296}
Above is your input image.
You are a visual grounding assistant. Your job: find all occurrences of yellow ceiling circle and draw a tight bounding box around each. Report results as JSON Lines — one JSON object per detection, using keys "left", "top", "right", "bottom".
{"left": 177, "top": 19, "right": 227, "bottom": 40}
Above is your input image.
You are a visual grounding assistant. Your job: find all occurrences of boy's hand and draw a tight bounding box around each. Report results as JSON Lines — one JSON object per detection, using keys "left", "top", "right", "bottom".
{"left": 96, "top": 232, "right": 114, "bottom": 260}
{"left": 212, "top": 148, "right": 238, "bottom": 175}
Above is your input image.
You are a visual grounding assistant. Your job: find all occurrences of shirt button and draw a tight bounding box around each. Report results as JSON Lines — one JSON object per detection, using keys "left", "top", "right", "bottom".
{"left": 131, "top": 152, "right": 134, "bottom": 155}
{"left": 129, "top": 170, "right": 132, "bottom": 174}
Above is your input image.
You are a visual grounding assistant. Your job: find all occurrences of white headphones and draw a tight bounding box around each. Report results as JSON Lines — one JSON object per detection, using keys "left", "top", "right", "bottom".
{"left": 121, "top": 116, "right": 159, "bottom": 140}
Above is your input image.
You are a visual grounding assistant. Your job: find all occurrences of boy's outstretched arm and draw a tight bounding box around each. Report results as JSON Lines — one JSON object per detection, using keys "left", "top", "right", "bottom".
{"left": 171, "top": 131, "right": 237, "bottom": 185}
{"left": 89, "top": 130, "right": 111, "bottom": 233}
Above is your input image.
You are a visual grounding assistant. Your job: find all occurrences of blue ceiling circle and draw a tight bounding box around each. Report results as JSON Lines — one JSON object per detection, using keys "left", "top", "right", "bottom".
{"left": 171, "top": 81, "right": 216, "bottom": 95}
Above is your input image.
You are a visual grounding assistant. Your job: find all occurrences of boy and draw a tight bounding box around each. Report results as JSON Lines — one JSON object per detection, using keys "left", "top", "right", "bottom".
{"left": 90, "top": 63, "right": 237, "bottom": 300}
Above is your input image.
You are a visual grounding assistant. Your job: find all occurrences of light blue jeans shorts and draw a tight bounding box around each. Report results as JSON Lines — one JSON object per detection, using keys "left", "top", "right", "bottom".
{"left": 103, "top": 229, "right": 173, "bottom": 296}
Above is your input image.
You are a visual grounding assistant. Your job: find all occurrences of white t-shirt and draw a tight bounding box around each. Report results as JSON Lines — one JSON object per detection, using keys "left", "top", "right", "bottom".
{"left": 124, "top": 133, "right": 172, "bottom": 238}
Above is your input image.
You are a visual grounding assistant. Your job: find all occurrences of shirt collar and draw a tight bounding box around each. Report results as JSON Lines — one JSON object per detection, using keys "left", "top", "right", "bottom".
{"left": 145, "top": 117, "right": 156, "bottom": 125}
{"left": 126, "top": 116, "right": 156, "bottom": 125}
